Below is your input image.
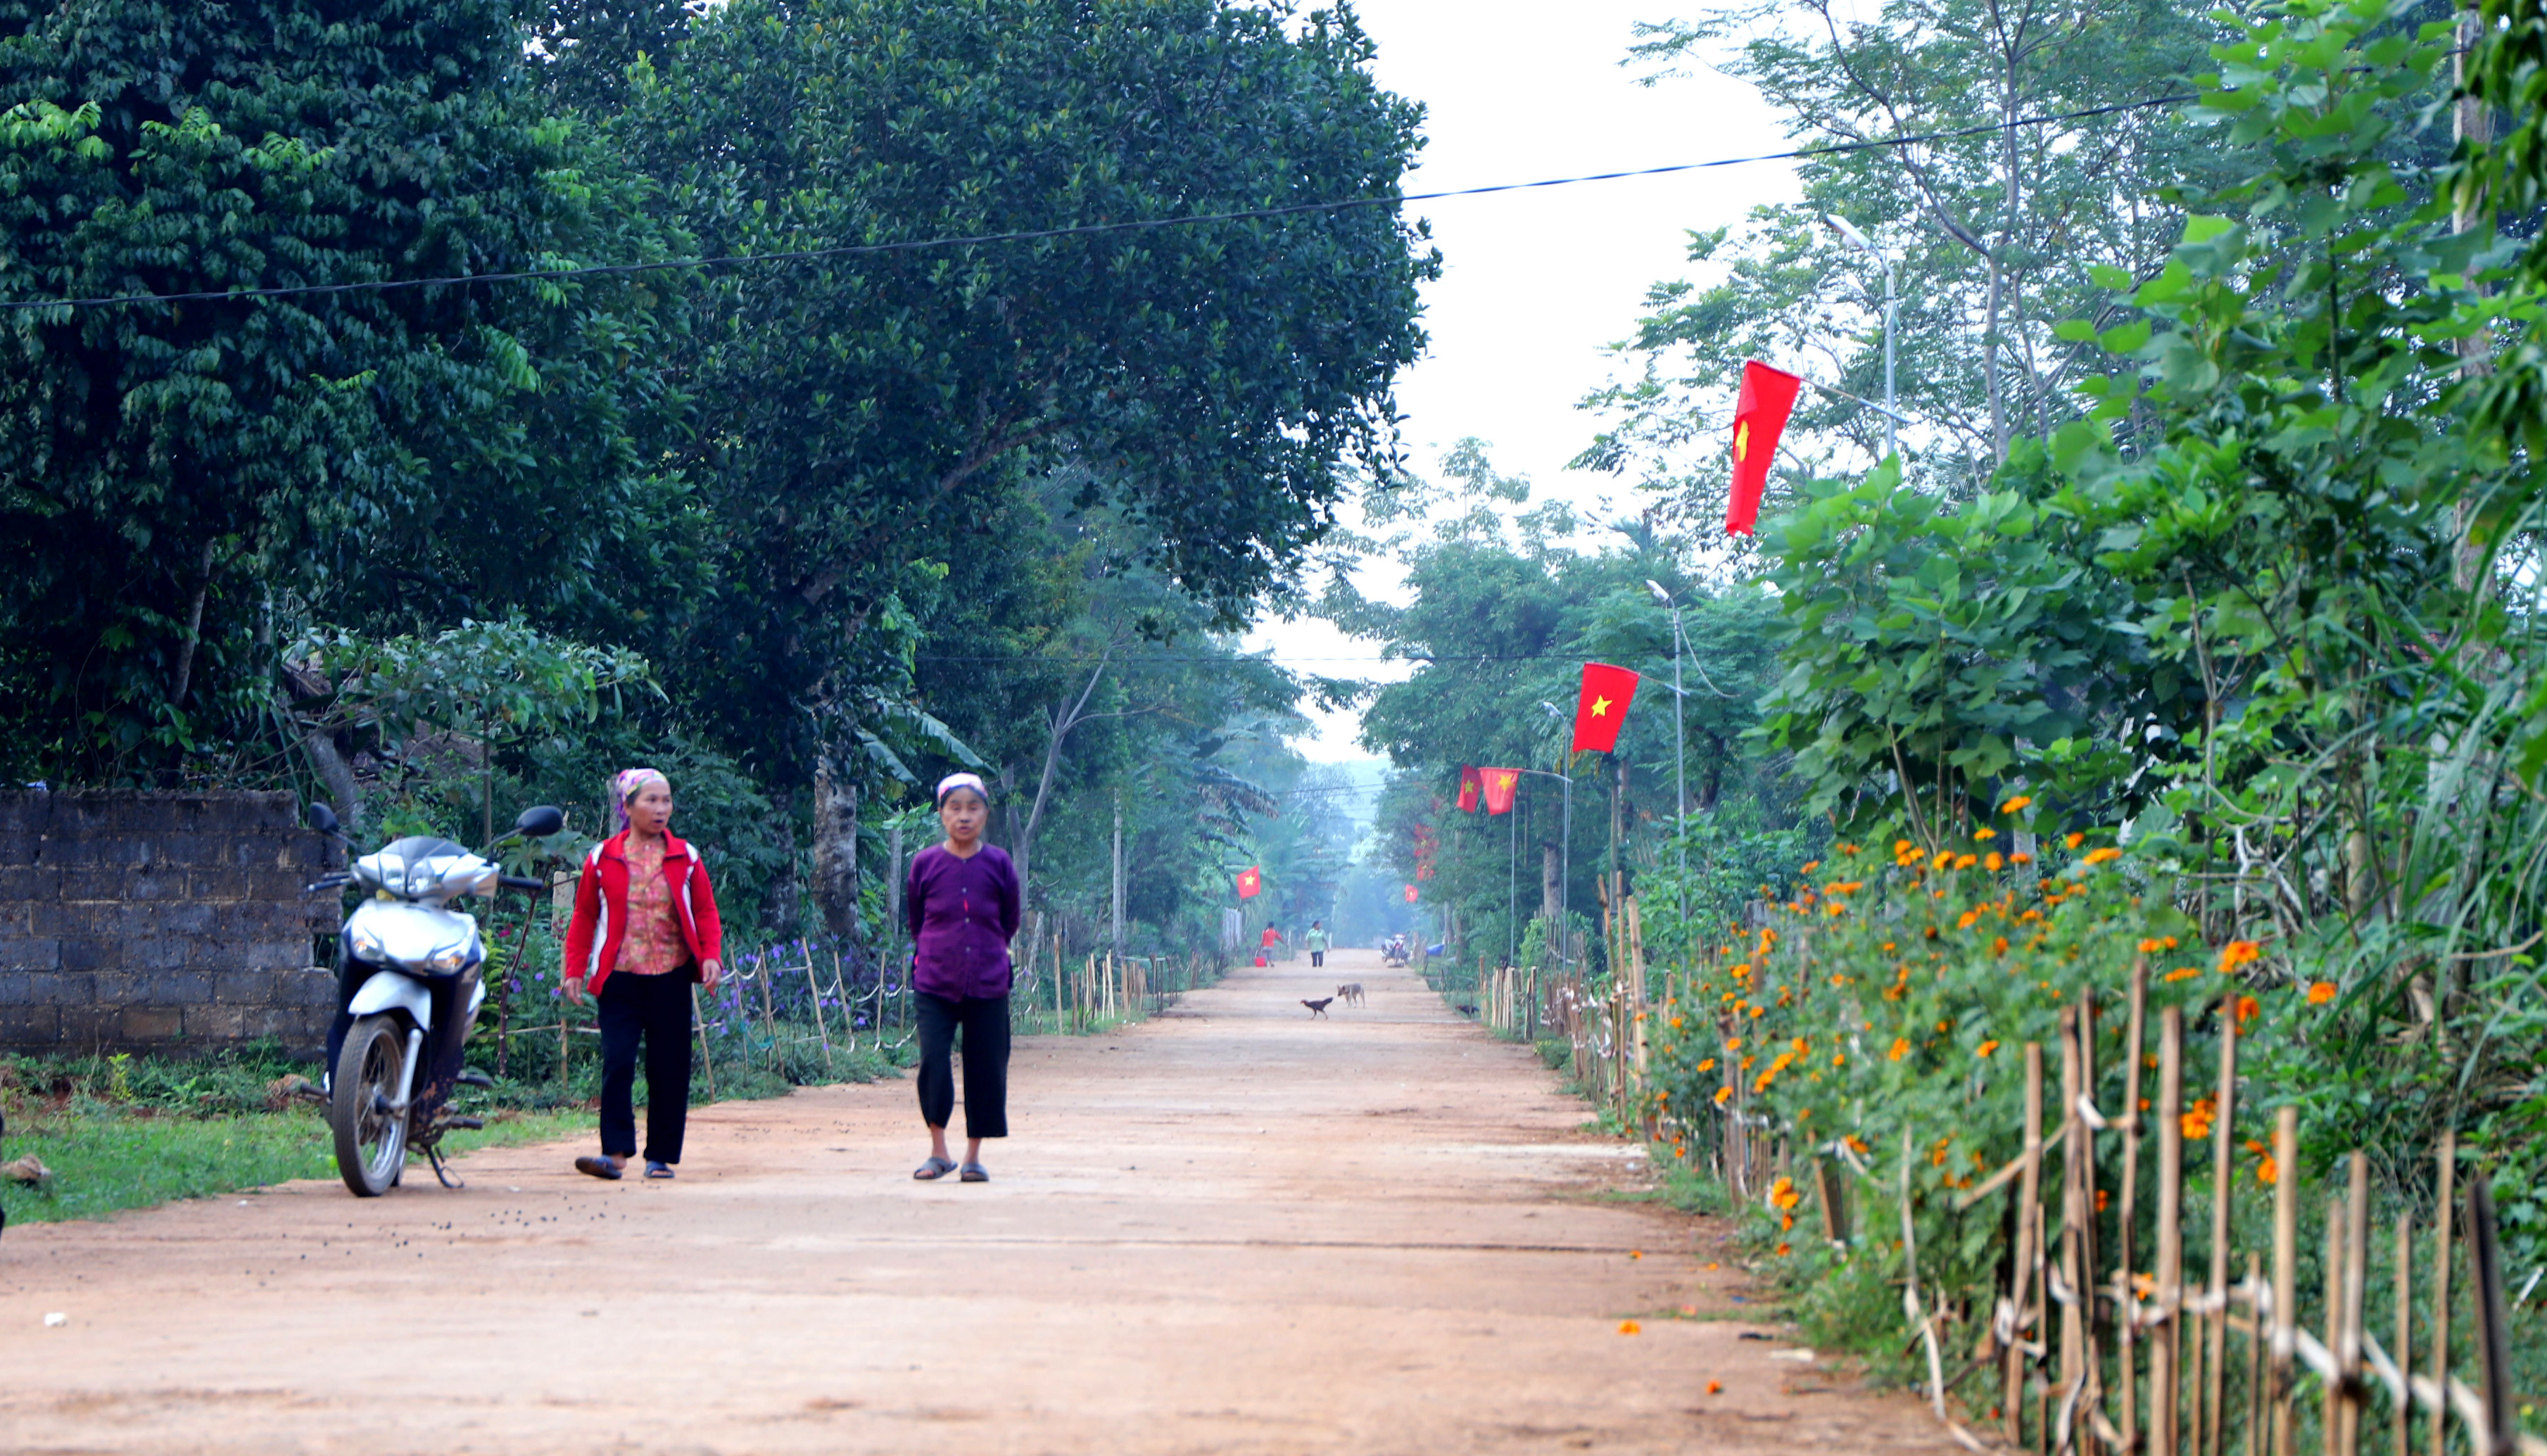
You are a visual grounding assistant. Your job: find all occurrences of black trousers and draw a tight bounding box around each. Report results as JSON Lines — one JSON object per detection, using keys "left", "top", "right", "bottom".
{"left": 914, "top": 992, "right": 1010, "bottom": 1139}
{"left": 598, "top": 969, "right": 693, "bottom": 1164}
{"left": 1310, "top": 950, "right": 1325, "bottom": 968}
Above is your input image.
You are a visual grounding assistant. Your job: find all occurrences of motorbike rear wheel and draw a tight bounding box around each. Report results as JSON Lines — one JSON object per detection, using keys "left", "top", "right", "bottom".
{"left": 331, "top": 1014, "right": 410, "bottom": 1197}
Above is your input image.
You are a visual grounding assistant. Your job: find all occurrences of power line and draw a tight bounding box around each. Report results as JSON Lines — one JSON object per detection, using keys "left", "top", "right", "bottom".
{"left": 1, "top": 94, "right": 2193, "bottom": 314}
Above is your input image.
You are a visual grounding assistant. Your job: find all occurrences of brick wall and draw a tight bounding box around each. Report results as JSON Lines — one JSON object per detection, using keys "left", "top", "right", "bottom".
{"left": 0, "top": 791, "right": 336, "bottom": 1056}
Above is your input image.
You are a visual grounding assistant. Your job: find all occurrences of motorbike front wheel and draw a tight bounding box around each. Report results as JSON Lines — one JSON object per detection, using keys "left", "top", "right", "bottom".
{"left": 331, "top": 1014, "right": 410, "bottom": 1196}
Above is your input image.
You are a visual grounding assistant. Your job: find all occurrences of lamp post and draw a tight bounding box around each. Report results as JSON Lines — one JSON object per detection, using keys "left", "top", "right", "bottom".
{"left": 1531, "top": 707, "right": 1579, "bottom": 966}
{"left": 1645, "top": 580, "right": 1690, "bottom": 949}
{"left": 1827, "top": 214, "right": 1897, "bottom": 461}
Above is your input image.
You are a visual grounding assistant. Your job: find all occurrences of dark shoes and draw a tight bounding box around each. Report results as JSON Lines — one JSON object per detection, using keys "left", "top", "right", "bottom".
{"left": 959, "top": 1163, "right": 989, "bottom": 1182}
{"left": 644, "top": 1161, "right": 675, "bottom": 1179}
{"left": 914, "top": 1156, "right": 957, "bottom": 1181}
{"left": 574, "top": 1156, "right": 622, "bottom": 1181}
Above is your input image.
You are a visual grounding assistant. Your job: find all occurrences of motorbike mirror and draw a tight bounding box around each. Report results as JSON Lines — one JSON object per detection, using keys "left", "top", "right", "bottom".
{"left": 514, "top": 805, "right": 565, "bottom": 839}
{"left": 305, "top": 802, "right": 341, "bottom": 835}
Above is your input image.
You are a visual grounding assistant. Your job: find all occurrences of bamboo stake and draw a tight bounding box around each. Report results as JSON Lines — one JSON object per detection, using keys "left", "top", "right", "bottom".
{"left": 2059, "top": 1009, "right": 2090, "bottom": 1455}
{"left": 2207, "top": 1018, "right": 2242, "bottom": 1456}
{"left": 2340, "top": 1153, "right": 2370, "bottom": 1456}
{"left": 2273, "top": 1106, "right": 2301, "bottom": 1456}
{"left": 2121, "top": 958, "right": 2152, "bottom": 1452}
{"left": 2469, "top": 1170, "right": 2514, "bottom": 1456}
{"left": 2392, "top": 1214, "right": 2412, "bottom": 1456}
{"left": 690, "top": 985, "right": 718, "bottom": 1101}
{"left": 1904, "top": 1125, "right": 1952, "bottom": 1422}
{"left": 2248, "top": 1251, "right": 2268, "bottom": 1456}
{"left": 2079, "top": 986, "right": 2104, "bottom": 1448}
{"left": 2156, "top": 1007, "right": 2186, "bottom": 1456}
{"left": 2428, "top": 1133, "right": 2455, "bottom": 1456}
{"left": 2008, "top": 1042, "right": 2048, "bottom": 1445}
{"left": 2324, "top": 1196, "right": 2347, "bottom": 1456}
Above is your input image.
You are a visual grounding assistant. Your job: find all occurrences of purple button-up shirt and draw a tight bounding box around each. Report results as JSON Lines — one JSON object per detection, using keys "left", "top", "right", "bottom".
{"left": 904, "top": 842, "right": 1021, "bottom": 1000}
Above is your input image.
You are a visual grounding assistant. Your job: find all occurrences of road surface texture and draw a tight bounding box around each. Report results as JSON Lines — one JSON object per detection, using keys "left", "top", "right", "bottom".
{"left": 1, "top": 949, "right": 1947, "bottom": 1455}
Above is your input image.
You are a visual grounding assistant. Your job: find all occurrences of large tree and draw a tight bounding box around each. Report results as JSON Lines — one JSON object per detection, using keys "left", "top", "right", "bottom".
{"left": 0, "top": 0, "right": 694, "bottom": 783}
{"left": 614, "top": 0, "right": 1437, "bottom": 932}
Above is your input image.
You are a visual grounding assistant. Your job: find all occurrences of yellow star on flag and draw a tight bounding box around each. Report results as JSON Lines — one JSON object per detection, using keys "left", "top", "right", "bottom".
{"left": 1734, "top": 421, "right": 1750, "bottom": 462}
{"left": 1590, "top": 695, "right": 1612, "bottom": 717}
{"left": 1498, "top": 772, "right": 1516, "bottom": 787}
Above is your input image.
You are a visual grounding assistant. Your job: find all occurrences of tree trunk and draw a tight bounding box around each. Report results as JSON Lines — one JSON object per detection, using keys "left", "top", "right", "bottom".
{"left": 765, "top": 787, "right": 804, "bottom": 943}
{"left": 170, "top": 538, "right": 217, "bottom": 711}
{"left": 2451, "top": 0, "right": 2496, "bottom": 595}
{"left": 1542, "top": 841, "right": 1563, "bottom": 925}
{"left": 811, "top": 749, "right": 861, "bottom": 940}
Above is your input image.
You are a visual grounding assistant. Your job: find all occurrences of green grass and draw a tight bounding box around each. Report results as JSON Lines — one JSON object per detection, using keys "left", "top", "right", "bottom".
{"left": 0, "top": 1105, "right": 593, "bottom": 1225}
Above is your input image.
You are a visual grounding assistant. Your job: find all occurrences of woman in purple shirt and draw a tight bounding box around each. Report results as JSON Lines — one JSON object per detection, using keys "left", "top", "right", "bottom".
{"left": 906, "top": 772, "right": 1021, "bottom": 1182}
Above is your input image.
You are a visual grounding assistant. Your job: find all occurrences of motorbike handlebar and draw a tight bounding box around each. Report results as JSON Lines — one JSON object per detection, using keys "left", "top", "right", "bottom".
{"left": 498, "top": 875, "right": 546, "bottom": 893}
{"left": 304, "top": 872, "right": 353, "bottom": 894}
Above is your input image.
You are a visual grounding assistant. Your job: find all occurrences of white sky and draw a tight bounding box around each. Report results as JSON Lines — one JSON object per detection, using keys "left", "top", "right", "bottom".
{"left": 1242, "top": 0, "right": 1800, "bottom": 762}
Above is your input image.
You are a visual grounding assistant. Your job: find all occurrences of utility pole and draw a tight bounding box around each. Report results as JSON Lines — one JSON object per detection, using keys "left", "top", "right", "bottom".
{"left": 1828, "top": 214, "right": 1898, "bottom": 461}
{"left": 1111, "top": 792, "right": 1126, "bottom": 962}
{"left": 1647, "top": 581, "right": 1690, "bottom": 952}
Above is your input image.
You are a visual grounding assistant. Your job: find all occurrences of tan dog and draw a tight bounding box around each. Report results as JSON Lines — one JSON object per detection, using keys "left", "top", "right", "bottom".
{"left": 1334, "top": 982, "right": 1365, "bottom": 1007}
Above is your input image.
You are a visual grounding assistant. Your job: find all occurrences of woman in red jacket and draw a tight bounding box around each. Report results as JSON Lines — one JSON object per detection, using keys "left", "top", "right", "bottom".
{"left": 560, "top": 768, "right": 724, "bottom": 1181}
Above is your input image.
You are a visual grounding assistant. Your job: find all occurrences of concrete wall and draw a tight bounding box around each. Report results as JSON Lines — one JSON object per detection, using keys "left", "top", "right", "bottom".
{"left": 0, "top": 791, "right": 335, "bottom": 1055}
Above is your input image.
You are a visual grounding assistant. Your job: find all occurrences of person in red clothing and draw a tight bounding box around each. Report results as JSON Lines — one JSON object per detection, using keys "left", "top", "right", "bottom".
{"left": 560, "top": 768, "right": 725, "bottom": 1182}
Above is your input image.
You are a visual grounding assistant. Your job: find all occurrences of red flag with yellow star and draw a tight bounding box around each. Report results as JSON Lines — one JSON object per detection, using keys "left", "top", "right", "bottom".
{"left": 1571, "top": 663, "right": 1641, "bottom": 753}
{"left": 1235, "top": 866, "right": 1261, "bottom": 899}
{"left": 1457, "top": 764, "right": 1482, "bottom": 813}
{"left": 1726, "top": 359, "right": 1802, "bottom": 536}
{"left": 1480, "top": 766, "right": 1520, "bottom": 815}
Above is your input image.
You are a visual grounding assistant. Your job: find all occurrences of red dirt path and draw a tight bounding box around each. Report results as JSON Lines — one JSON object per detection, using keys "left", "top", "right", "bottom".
{"left": 0, "top": 949, "right": 1949, "bottom": 1454}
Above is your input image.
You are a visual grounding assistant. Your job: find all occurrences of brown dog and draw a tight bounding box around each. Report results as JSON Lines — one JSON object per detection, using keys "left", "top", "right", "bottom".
{"left": 1334, "top": 982, "right": 1365, "bottom": 1007}
{"left": 1301, "top": 997, "right": 1334, "bottom": 1019}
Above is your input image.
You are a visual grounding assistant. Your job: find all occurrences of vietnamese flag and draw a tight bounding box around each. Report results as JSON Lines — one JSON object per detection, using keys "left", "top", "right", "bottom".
{"left": 1480, "top": 766, "right": 1520, "bottom": 816}
{"left": 1457, "top": 764, "right": 1482, "bottom": 814}
{"left": 1726, "top": 359, "right": 1804, "bottom": 536}
{"left": 1571, "top": 663, "right": 1641, "bottom": 753}
{"left": 1235, "top": 866, "right": 1261, "bottom": 899}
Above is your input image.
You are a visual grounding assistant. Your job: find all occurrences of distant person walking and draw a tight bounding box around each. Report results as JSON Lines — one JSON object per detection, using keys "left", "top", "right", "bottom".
{"left": 1260, "top": 923, "right": 1284, "bottom": 962}
{"left": 561, "top": 768, "right": 723, "bottom": 1182}
{"left": 1303, "top": 920, "right": 1329, "bottom": 969}
{"left": 905, "top": 773, "right": 1020, "bottom": 1183}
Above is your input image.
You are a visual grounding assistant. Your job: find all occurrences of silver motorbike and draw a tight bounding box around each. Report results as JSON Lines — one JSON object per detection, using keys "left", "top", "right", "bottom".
{"left": 305, "top": 802, "right": 562, "bottom": 1196}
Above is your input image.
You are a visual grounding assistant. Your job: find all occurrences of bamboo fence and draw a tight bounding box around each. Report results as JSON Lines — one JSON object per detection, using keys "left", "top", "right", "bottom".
{"left": 1459, "top": 909, "right": 2539, "bottom": 1456}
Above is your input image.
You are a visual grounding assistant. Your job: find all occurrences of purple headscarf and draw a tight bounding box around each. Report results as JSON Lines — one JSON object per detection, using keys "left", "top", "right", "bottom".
{"left": 612, "top": 767, "right": 670, "bottom": 833}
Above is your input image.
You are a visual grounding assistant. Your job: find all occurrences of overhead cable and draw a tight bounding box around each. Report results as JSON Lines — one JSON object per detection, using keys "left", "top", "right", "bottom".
{"left": 1, "top": 94, "right": 2194, "bottom": 313}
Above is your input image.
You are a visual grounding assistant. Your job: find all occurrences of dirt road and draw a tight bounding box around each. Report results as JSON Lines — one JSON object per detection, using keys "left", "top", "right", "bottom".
{"left": 1, "top": 950, "right": 1945, "bottom": 1454}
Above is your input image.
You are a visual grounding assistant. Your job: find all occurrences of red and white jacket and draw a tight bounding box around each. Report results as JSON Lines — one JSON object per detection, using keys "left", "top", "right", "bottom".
{"left": 560, "top": 830, "right": 724, "bottom": 996}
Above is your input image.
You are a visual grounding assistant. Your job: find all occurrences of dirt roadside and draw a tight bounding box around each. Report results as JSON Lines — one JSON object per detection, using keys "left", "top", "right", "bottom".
{"left": 0, "top": 949, "right": 1949, "bottom": 1455}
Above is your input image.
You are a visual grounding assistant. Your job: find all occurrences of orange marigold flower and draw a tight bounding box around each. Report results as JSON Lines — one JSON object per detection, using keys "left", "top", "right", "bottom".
{"left": 1776, "top": 1242, "right": 1793, "bottom": 1257}
{"left": 1957, "top": 909, "right": 1982, "bottom": 930}
{"left": 2306, "top": 981, "right": 2337, "bottom": 1005}
{"left": 1992, "top": 935, "right": 2010, "bottom": 954}
{"left": 1975, "top": 826, "right": 1998, "bottom": 841}
{"left": 2138, "top": 937, "right": 2166, "bottom": 954}
{"left": 1714, "top": 1086, "right": 1733, "bottom": 1106}
{"left": 1845, "top": 1134, "right": 1870, "bottom": 1155}
{"left": 1889, "top": 1037, "right": 1910, "bottom": 1062}
{"left": 1619, "top": 1320, "right": 1642, "bottom": 1335}
{"left": 1770, "top": 1176, "right": 1800, "bottom": 1210}
{"left": 2012, "top": 852, "right": 2034, "bottom": 865}
{"left": 2084, "top": 846, "right": 2122, "bottom": 866}
{"left": 1931, "top": 848, "right": 1957, "bottom": 871}
{"left": 1695, "top": 1058, "right": 1717, "bottom": 1073}
{"left": 1985, "top": 852, "right": 2005, "bottom": 872}
{"left": 2066, "top": 832, "right": 2087, "bottom": 849}
{"left": 1801, "top": 860, "right": 1820, "bottom": 873}
{"left": 2162, "top": 967, "right": 2200, "bottom": 982}
{"left": 2257, "top": 1154, "right": 2279, "bottom": 1186}
{"left": 1977, "top": 1039, "right": 2001, "bottom": 1058}
{"left": 2000, "top": 795, "right": 2033, "bottom": 814}
{"left": 1954, "top": 853, "right": 1979, "bottom": 870}
{"left": 2218, "top": 939, "right": 2262, "bottom": 973}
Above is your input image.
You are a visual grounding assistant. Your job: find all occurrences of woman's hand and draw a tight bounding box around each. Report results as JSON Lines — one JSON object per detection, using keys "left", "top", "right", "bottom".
{"left": 701, "top": 958, "right": 723, "bottom": 992}
{"left": 562, "top": 975, "right": 586, "bottom": 1006}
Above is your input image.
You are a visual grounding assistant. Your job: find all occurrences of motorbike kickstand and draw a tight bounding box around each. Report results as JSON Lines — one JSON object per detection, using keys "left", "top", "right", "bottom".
{"left": 424, "top": 1141, "right": 463, "bottom": 1190}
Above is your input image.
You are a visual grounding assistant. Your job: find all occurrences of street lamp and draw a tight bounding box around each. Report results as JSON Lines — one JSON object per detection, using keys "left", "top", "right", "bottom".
{"left": 1826, "top": 214, "right": 1898, "bottom": 462}
{"left": 1646, "top": 580, "right": 1690, "bottom": 947}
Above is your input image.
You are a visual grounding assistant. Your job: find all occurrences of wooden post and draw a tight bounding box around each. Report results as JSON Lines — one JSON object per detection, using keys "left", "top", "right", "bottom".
{"left": 2469, "top": 1170, "right": 2514, "bottom": 1456}
{"left": 2248, "top": 1251, "right": 2268, "bottom": 1456}
{"left": 2008, "top": 1042, "right": 2048, "bottom": 1445}
{"left": 807, "top": 949, "right": 835, "bottom": 1071}
{"left": 2206, "top": 1018, "right": 2242, "bottom": 1456}
{"left": 690, "top": 985, "right": 719, "bottom": 1102}
{"left": 2271, "top": 1106, "right": 2300, "bottom": 1456}
{"left": 2322, "top": 1196, "right": 2346, "bottom": 1456}
{"left": 2121, "top": 958, "right": 2151, "bottom": 1451}
{"left": 2339, "top": 1154, "right": 2370, "bottom": 1455}
{"left": 2059, "top": 1009, "right": 2088, "bottom": 1441}
{"left": 2154, "top": 1007, "right": 2185, "bottom": 1456}
{"left": 2428, "top": 1134, "right": 2455, "bottom": 1456}
{"left": 2391, "top": 1214, "right": 2411, "bottom": 1456}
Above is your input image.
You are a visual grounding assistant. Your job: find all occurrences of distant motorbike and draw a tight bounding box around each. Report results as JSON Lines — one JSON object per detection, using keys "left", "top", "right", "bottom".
{"left": 1381, "top": 937, "right": 1410, "bottom": 968}
{"left": 305, "top": 802, "right": 562, "bottom": 1196}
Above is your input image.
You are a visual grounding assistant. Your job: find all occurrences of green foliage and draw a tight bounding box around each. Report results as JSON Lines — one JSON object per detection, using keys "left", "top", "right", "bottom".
{"left": 0, "top": 0, "right": 696, "bottom": 780}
